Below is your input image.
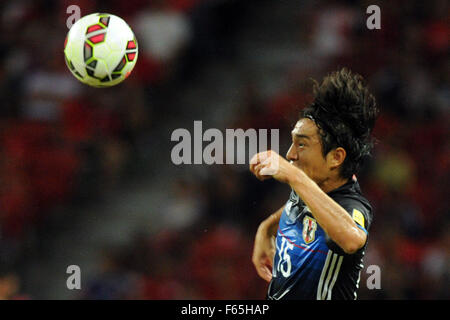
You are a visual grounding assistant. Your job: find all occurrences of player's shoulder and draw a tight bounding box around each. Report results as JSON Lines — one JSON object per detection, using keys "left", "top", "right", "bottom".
{"left": 329, "top": 178, "right": 371, "bottom": 207}
{"left": 329, "top": 178, "right": 373, "bottom": 229}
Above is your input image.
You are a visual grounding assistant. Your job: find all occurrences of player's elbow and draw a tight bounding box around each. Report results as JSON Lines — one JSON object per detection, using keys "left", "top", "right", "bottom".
{"left": 342, "top": 242, "right": 360, "bottom": 255}
{"left": 341, "top": 230, "right": 366, "bottom": 254}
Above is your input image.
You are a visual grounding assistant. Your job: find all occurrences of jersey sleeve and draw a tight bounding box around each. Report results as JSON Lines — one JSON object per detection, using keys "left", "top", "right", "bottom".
{"left": 324, "top": 197, "right": 373, "bottom": 254}
{"left": 337, "top": 197, "right": 372, "bottom": 235}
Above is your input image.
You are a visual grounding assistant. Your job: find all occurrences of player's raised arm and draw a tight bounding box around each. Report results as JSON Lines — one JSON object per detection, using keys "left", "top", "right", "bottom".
{"left": 289, "top": 168, "right": 367, "bottom": 254}
{"left": 251, "top": 149, "right": 366, "bottom": 254}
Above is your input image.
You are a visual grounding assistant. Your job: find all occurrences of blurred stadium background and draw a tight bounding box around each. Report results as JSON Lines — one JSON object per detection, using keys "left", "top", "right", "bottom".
{"left": 0, "top": 0, "right": 448, "bottom": 299}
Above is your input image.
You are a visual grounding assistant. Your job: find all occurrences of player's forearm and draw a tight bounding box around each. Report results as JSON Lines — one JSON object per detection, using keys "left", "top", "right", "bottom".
{"left": 288, "top": 170, "right": 364, "bottom": 254}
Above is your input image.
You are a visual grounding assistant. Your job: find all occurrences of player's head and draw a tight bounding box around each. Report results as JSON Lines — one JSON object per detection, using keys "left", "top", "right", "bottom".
{"left": 286, "top": 68, "right": 378, "bottom": 185}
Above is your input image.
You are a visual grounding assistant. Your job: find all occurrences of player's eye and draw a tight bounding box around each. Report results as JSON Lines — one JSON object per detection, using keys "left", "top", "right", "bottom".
{"left": 298, "top": 143, "right": 305, "bottom": 147}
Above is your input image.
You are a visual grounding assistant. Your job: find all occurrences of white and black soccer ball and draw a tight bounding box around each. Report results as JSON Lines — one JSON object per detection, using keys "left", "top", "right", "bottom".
{"left": 64, "top": 13, "right": 138, "bottom": 87}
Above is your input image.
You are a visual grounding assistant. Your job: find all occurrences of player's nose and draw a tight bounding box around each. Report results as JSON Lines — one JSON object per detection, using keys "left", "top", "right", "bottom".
{"left": 286, "top": 144, "right": 297, "bottom": 161}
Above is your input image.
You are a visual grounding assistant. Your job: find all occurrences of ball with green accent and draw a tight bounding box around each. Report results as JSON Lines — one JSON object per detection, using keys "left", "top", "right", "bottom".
{"left": 64, "top": 13, "right": 138, "bottom": 87}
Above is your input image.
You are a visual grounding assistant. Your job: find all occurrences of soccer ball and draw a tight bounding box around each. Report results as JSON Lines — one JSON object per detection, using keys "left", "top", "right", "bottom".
{"left": 64, "top": 13, "right": 138, "bottom": 87}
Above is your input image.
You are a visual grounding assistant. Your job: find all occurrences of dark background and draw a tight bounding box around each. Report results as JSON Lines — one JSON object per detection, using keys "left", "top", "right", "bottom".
{"left": 0, "top": 0, "right": 448, "bottom": 299}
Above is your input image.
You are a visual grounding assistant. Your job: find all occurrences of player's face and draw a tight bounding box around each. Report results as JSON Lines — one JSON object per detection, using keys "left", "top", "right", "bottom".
{"left": 286, "top": 118, "right": 331, "bottom": 185}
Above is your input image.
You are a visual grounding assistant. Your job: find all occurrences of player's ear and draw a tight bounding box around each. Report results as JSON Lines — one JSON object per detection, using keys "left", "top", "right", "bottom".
{"left": 327, "top": 147, "right": 346, "bottom": 170}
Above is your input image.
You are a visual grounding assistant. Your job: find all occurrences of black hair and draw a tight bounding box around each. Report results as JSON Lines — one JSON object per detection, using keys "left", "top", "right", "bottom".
{"left": 301, "top": 68, "right": 379, "bottom": 179}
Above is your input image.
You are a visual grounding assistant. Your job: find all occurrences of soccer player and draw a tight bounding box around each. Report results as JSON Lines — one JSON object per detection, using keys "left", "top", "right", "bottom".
{"left": 250, "top": 68, "right": 379, "bottom": 300}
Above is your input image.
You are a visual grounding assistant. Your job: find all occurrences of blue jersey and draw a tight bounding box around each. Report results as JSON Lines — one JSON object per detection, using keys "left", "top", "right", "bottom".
{"left": 268, "top": 178, "right": 373, "bottom": 300}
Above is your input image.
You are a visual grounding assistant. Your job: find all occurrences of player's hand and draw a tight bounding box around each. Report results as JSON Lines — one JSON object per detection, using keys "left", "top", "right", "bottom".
{"left": 249, "top": 151, "right": 272, "bottom": 181}
{"left": 252, "top": 221, "right": 276, "bottom": 282}
{"left": 250, "top": 150, "right": 296, "bottom": 184}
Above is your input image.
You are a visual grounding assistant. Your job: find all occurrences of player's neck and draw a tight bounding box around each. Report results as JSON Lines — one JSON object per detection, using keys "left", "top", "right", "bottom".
{"left": 318, "top": 176, "right": 349, "bottom": 194}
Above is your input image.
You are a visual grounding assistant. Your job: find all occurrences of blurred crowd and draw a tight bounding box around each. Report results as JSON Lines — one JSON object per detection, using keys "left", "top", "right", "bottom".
{"left": 0, "top": 0, "right": 448, "bottom": 299}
